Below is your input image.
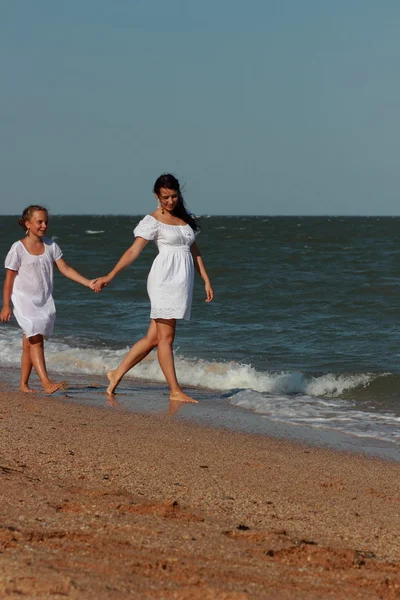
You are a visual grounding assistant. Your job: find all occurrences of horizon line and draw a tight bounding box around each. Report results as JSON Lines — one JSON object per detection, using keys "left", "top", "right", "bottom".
{"left": 2, "top": 213, "right": 400, "bottom": 218}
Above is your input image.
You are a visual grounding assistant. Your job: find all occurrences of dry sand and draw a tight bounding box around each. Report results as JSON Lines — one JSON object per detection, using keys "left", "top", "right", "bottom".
{"left": 1, "top": 388, "right": 400, "bottom": 599}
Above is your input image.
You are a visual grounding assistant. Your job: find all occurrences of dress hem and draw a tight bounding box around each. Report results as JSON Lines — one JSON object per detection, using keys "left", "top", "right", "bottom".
{"left": 22, "top": 331, "right": 51, "bottom": 340}
{"left": 150, "top": 314, "right": 191, "bottom": 321}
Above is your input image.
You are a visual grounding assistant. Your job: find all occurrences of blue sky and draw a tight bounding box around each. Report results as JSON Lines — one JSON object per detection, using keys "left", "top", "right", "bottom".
{"left": 1, "top": 1, "right": 400, "bottom": 215}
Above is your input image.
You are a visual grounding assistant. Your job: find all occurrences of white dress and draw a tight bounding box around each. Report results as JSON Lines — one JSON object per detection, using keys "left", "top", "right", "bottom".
{"left": 134, "top": 215, "right": 196, "bottom": 320}
{"left": 5, "top": 239, "right": 63, "bottom": 338}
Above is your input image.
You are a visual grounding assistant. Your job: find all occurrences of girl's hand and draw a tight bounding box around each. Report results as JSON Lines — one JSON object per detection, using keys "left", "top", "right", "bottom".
{"left": 89, "top": 279, "right": 99, "bottom": 292}
{"left": 0, "top": 306, "right": 12, "bottom": 323}
{"left": 205, "top": 282, "right": 214, "bottom": 303}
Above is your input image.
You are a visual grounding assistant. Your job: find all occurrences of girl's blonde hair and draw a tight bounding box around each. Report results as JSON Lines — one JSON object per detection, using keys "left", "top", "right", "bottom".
{"left": 18, "top": 205, "right": 48, "bottom": 230}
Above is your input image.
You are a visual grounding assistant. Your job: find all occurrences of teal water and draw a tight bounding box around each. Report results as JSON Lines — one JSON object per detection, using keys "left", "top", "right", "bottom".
{"left": 2, "top": 215, "right": 400, "bottom": 446}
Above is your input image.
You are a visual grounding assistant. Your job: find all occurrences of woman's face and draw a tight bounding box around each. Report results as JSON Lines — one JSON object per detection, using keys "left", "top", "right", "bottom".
{"left": 157, "top": 188, "right": 179, "bottom": 213}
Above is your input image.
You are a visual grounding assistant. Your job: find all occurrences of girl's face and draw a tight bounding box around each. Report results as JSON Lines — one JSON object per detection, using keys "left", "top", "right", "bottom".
{"left": 25, "top": 210, "right": 48, "bottom": 237}
{"left": 156, "top": 188, "right": 179, "bottom": 213}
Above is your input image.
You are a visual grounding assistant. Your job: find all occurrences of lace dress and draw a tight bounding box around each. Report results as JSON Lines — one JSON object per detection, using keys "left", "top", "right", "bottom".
{"left": 134, "top": 215, "right": 196, "bottom": 320}
{"left": 4, "top": 239, "right": 63, "bottom": 338}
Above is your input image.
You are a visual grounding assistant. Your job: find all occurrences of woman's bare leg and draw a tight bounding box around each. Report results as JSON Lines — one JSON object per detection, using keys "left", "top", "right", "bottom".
{"left": 155, "top": 319, "right": 198, "bottom": 403}
{"left": 106, "top": 320, "right": 159, "bottom": 395}
{"left": 20, "top": 335, "right": 35, "bottom": 392}
{"left": 28, "top": 334, "right": 62, "bottom": 394}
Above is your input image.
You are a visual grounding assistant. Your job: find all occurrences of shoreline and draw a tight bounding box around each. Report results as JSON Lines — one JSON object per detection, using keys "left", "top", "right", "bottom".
{"left": 1, "top": 383, "right": 400, "bottom": 598}
{"left": 1, "top": 364, "right": 399, "bottom": 463}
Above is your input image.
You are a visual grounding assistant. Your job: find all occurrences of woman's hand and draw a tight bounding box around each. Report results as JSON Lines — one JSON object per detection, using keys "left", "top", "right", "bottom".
{"left": 0, "top": 306, "right": 12, "bottom": 323}
{"left": 205, "top": 282, "right": 214, "bottom": 303}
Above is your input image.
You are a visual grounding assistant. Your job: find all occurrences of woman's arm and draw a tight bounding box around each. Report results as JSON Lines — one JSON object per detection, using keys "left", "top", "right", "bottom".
{"left": 93, "top": 237, "right": 149, "bottom": 291}
{"left": 0, "top": 269, "right": 17, "bottom": 322}
{"left": 190, "top": 242, "right": 214, "bottom": 302}
{"left": 55, "top": 258, "right": 94, "bottom": 288}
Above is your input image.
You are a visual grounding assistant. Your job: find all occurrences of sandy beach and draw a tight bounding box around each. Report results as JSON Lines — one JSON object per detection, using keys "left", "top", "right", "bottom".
{"left": 1, "top": 386, "right": 400, "bottom": 599}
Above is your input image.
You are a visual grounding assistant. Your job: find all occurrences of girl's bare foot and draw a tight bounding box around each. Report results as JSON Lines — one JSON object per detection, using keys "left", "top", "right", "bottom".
{"left": 106, "top": 370, "right": 122, "bottom": 395}
{"left": 20, "top": 385, "right": 36, "bottom": 393}
{"left": 42, "top": 381, "right": 63, "bottom": 394}
{"left": 169, "top": 391, "right": 198, "bottom": 403}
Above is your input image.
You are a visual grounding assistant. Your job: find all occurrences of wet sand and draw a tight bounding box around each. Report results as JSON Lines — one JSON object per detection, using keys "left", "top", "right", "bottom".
{"left": 1, "top": 387, "right": 400, "bottom": 599}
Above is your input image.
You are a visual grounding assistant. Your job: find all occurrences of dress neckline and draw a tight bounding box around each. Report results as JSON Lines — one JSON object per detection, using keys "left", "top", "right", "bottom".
{"left": 147, "top": 214, "right": 189, "bottom": 228}
{"left": 19, "top": 240, "right": 47, "bottom": 257}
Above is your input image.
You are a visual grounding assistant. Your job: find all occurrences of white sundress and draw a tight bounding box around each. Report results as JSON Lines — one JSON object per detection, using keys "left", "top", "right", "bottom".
{"left": 5, "top": 239, "right": 63, "bottom": 338}
{"left": 134, "top": 214, "right": 196, "bottom": 320}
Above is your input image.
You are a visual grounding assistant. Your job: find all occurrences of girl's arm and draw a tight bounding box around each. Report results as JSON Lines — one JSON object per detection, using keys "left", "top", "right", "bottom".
{"left": 93, "top": 237, "right": 149, "bottom": 291}
{"left": 55, "top": 258, "right": 95, "bottom": 289}
{"left": 190, "top": 242, "right": 214, "bottom": 302}
{"left": 0, "top": 269, "right": 17, "bottom": 322}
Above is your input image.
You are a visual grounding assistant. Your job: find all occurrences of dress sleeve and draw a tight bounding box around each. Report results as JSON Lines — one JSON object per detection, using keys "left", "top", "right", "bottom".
{"left": 4, "top": 242, "right": 21, "bottom": 271}
{"left": 133, "top": 215, "right": 159, "bottom": 241}
{"left": 51, "top": 241, "right": 63, "bottom": 262}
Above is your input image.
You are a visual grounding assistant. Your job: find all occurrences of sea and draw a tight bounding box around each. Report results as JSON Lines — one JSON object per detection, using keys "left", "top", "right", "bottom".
{"left": 1, "top": 215, "right": 400, "bottom": 458}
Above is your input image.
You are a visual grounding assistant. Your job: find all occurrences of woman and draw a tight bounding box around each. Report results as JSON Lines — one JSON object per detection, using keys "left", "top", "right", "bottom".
{"left": 94, "top": 174, "right": 213, "bottom": 402}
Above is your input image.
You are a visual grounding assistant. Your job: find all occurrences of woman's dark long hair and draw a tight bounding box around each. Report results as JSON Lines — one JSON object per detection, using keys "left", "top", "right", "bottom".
{"left": 153, "top": 173, "right": 200, "bottom": 233}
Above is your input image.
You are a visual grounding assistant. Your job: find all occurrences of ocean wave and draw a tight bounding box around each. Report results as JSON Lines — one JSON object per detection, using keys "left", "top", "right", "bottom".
{"left": 0, "top": 328, "right": 380, "bottom": 396}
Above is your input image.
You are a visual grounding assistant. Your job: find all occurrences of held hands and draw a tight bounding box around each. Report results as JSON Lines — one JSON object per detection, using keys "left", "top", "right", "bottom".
{"left": 92, "top": 276, "right": 111, "bottom": 293}
{"left": 86, "top": 276, "right": 111, "bottom": 293}
{"left": 0, "top": 306, "right": 12, "bottom": 323}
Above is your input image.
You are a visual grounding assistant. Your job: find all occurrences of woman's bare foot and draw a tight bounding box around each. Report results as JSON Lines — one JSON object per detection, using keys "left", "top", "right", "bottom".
{"left": 169, "top": 390, "right": 198, "bottom": 403}
{"left": 20, "top": 385, "right": 36, "bottom": 393}
{"left": 106, "top": 370, "right": 122, "bottom": 395}
{"left": 42, "top": 381, "right": 63, "bottom": 395}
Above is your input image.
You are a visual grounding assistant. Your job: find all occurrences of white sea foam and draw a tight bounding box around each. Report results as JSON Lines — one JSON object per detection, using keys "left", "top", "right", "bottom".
{"left": 86, "top": 230, "right": 105, "bottom": 234}
{"left": 0, "top": 329, "right": 373, "bottom": 395}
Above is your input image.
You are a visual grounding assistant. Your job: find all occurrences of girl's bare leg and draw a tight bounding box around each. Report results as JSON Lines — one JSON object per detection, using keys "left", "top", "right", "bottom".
{"left": 20, "top": 335, "right": 35, "bottom": 393}
{"left": 28, "top": 334, "right": 62, "bottom": 394}
{"left": 155, "top": 319, "right": 198, "bottom": 403}
{"left": 106, "top": 320, "right": 159, "bottom": 395}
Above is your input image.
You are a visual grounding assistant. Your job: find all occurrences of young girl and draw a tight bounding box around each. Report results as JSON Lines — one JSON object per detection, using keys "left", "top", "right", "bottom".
{"left": 0, "top": 205, "right": 95, "bottom": 394}
{"left": 93, "top": 173, "right": 213, "bottom": 403}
